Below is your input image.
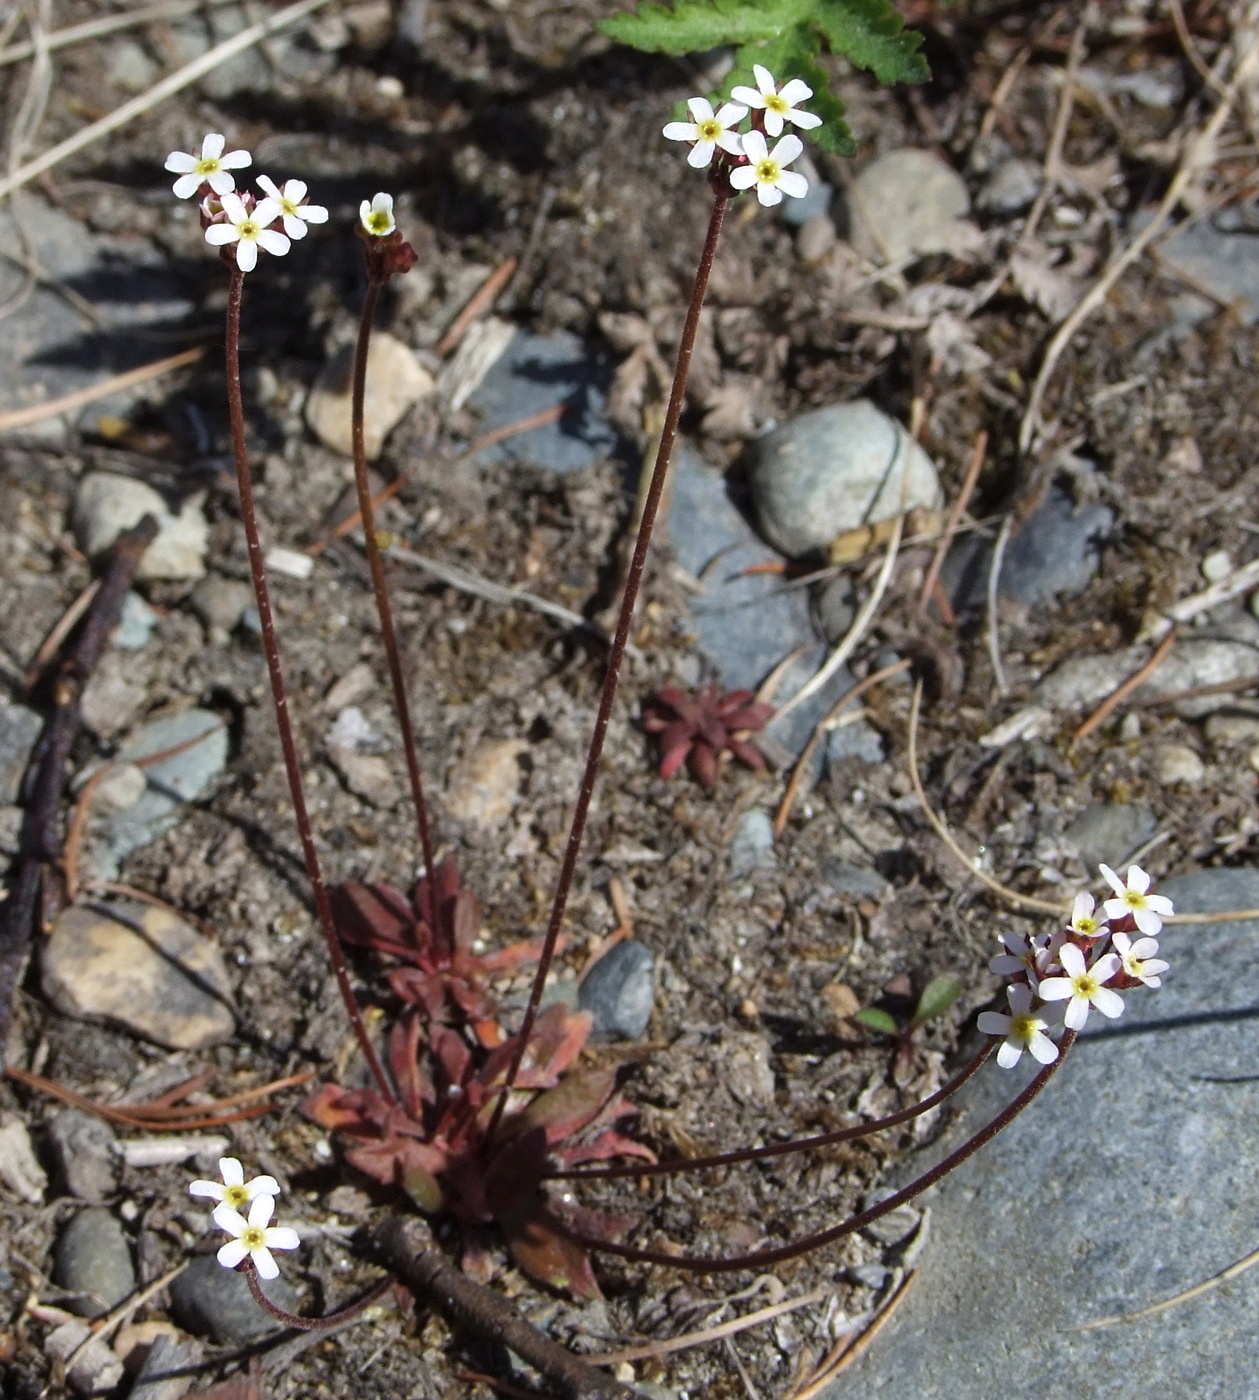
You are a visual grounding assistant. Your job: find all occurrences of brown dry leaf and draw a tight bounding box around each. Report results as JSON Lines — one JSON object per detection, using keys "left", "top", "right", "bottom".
{"left": 823, "top": 981, "right": 862, "bottom": 1024}
{"left": 701, "top": 378, "right": 759, "bottom": 440}
{"left": 1010, "top": 250, "right": 1082, "bottom": 322}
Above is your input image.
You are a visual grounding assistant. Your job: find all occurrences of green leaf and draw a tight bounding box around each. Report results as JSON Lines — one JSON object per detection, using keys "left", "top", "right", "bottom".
{"left": 814, "top": 0, "right": 929, "bottom": 86}
{"left": 599, "top": 0, "right": 800, "bottom": 54}
{"left": 855, "top": 1007, "right": 899, "bottom": 1036}
{"left": 912, "top": 973, "right": 963, "bottom": 1028}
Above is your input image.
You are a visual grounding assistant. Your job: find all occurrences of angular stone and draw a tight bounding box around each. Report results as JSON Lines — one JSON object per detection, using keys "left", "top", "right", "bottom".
{"left": 73, "top": 473, "right": 208, "bottom": 581}
{"left": 579, "top": 941, "right": 655, "bottom": 1041}
{"left": 42, "top": 901, "right": 235, "bottom": 1050}
{"left": 54, "top": 1207, "right": 135, "bottom": 1318}
{"left": 47, "top": 1109, "right": 119, "bottom": 1202}
{"left": 0, "top": 699, "right": 40, "bottom": 803}
{"left": 747, "top": 401, "right": 943, "bottom": 560}
{"left": 169, "top": 1253, "right": 298, "bottom": 1343}
{"left": 1063, "top": 803, "right": 1157, "bottom": 873}
{"left": 444, "top": 738, "right": 528, "bottom": 829}
{"left": 305, "top": 331, "right": 434, "bottom": 459}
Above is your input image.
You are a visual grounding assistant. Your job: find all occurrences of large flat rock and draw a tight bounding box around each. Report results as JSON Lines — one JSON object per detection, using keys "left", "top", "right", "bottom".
{"left": 827, "top": 867, "right": 1259, "bottom": 1400}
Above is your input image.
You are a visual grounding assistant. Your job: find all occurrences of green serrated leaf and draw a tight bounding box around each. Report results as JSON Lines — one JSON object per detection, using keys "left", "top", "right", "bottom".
{"left": 912, "top": 973, "right": 963, "bottom": 1027}
{"left": 854, "top": 1007, "right": 899, "bottom": 1036}
{"left": 599, "top": 0, "right": 798, "bottom": 54}
{"left": 813, "top": 0, "right": 929, "bottom": 86}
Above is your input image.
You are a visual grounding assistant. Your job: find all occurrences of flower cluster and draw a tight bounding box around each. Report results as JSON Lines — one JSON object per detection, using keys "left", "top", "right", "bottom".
{"left": 165, "top": 134, "right": 328, "bottom": 272}
{"left": 663, "top": 64, "right": 821, "bottom": 206}
{"left": 190, "top": 1157, "right": 300, "bottom": 1279}
{"left": 979, "top": 865, "right": 1172, "bottom": 1069}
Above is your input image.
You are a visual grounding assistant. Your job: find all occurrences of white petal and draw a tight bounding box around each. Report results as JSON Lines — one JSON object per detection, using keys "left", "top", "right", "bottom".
{"left": 264, "top": 1226, "right": 300, "bottom": 1251}
{"left": 253, "top": 197, "right": 281, "bottom": 225}
{"left": 714, "top": 101, "right": 748, "bottom": 127}
{"left": 359, "top": 198, "right": 373, "bottom": 222}
{"left": 373, "top": 192, "right": 394, "bottom": 214}
{"left": 1102, "top": 896, "right": 1128, "bottom": 922}
{"left": 1133, "top": 907, "right": 1164, "bottom": 936}
{"left": 1058, "top": 943, "right": 1086, "bottom": 978}
{"left": 201, "top": 133, "right": 226, "bottom": 160}
{"left": 778, "top": 78, "right": 813, "bottom": 105}
{"left": 217, "top": 1239, "right": 248, "bottom": 1269}
{"left": 256, "top": 174, "right": 281, "bottom": 199}
{"left": 1092, "top": 953, "right": 1121, "bottom": 983}
{"left": 165, "top": 151, "right": 197, "bottom": 173}
{"left": 762, "top": 110, "right": 784, "bottom": 138}
{"left": 205, "top": 223, "right": 240, "bottom": 247}
{"left": 729, "top": 166, "right": 758, "bottom": 190}
{"left": 1091, "top": 986, "right": 1125, "bottom": 1018}
{"left": 730, "top": 85, "right": 761, "bottom": 107}
{"left": 787, "top": 108, "right": 823, "bottom": 129}
{"left": 284, "top": 179, "right": 308, "bottom": 202}
{"left": 220, "top": 149, "right": 252, "bottom": 170}
{"left": 1064, "top": 998, "right": 1089, "bottom": 1030}
{"left": 256, "top": 228, "right": 291, "bottom": 257}
{"left": 251, "top": 1246, "right": 280, "bottom": 1280}
{"left": 235, "top": 240, "right": 258, "bottom": 272}
{"left": 220, "top": 192, "right": 246, "bottom": 222}
{"left": 1071, "top": 891, "right": 1095, "bottom": 924}
{"left": 1027, "top": 1030, "right": 1059, "bottom": 1065}
{"left": 777, "top": 170, "right": 808, "bottom": 198}
{"left": 1146, "top": 894, "right": 1175, "bottom": 915}
{"left": 686, "top": 96, "right": 714, "bottom": 122}
{"left": 189, "top": 1180, "right": 225, "bottom": 1200}
{"left": 740, "top": 129, "right": 768, "bottom": 162}
{"left": 1128, "top": 937, "right": 1159, "bottom": 960}
{"left": 977, "top": 1011, "right": 1011, "bottom": 1035}
{"left": 213, "top": 1203, "right": 248, "bottom": 1236}
{"left": 300, "top": 203, "right": 328, "bottom": 224}
{"left": 206, "top": 170, "right": 237, "bottom": 196}
{"left": 220, "top": 1158, "right": 245, "bottom": 1187}
{"left": 996, "top": 1039, "right": 1023, "bottom": 1068}
{"left": 752, "top": 64, "right": 776, "bottom": 93}
{"left": 1099, "top": 863, "right": 1125, "bottom": 896}
{"left": 1007, "top": 983, "right": 1035, "bottom": 1015}
{"left": 1142, "top": 958, "right": 1170, "bottom": 976}
{"left": 1126, "top": 865, "right": 1151, "bottom": 895}
{"left": 771, "top": 134, "right": 803, "bottom": 166}
{"left": 686, "top": 141, "right": 714, "bottom": 168}
{"left": 757, "top": 184, "right": 783, "bottom": 206}
{"left": 1141, "top": 973, "right": 1163, "bottom": 987}
{"left": 663, "top": 121, "right": 696, "bottom": 142}
{"left": 248, "top": 1193, "right": 276, "bottom": 1228}
{"left": 715, "top": 130, "right": 744, "bottom": 155}
{"left": 172, "top": 172, "right": 204, "bottom": 199}
{"left": 989, "top": 954, "right": 1023, "bottom": 975}
{"left": 281, "top": 214, "right": 307, "bottom": 239}
{"left": 1037, "top": 976, "right": 1072, "bottom": 1002}
{"left": 246, "top": 1175, "right": 280, "bottom": 1199}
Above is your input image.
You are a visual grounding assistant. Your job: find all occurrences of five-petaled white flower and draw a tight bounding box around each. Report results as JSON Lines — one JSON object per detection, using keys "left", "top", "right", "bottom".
{"left": 731, "top": 64, "right": 823, "bottom": 138}
{"left": 977, "top": 983, "right": 1059, "bottom": 1069}
{"left": 1038, "top": 942, "right": 1124, "bottom": 1030}
{"left": 190, "top": 1157, "right": 280, "bottom": 1212}
{"left": 256, "top": 176, "right": 328, "bottom": 240}
{"left": 205, "top": 193, "right": 290, "bottom": 272}
{"left": 165, "top": 133, "right": 251, "bottom": 200}
{"left": 729, "top": 130, "right": 808, "bottom": 207}
{"left": 1112, "top": 930, "right": 1170, "bottom": 988}
{"left": 1099, "top": 864, "right": 1174, "bottom": 936}
{"left": 663, "top": 97, "right": 748, "bottom": 169}
{"left": 212, "top": 1194, "right": 300, "bottom": 1280}
{"left": 989, "top": 930, "right": 1032, "bottom": 978}
{"left": 360, "top": 192, "right": 396, "bottom": 237}
{"left": 1069, "top": 890, "right": 1108, "bottom": 939}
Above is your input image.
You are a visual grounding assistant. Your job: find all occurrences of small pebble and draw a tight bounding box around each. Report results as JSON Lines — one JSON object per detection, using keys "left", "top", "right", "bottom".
{"left": 1249, "top": 743, "right": 1259, "bottom": 774}
{"left": 0, "top": 1114, "right": 47, "bottom": 1203}
{"left": 845, "top": 148, "right": 977, "bottom": 263}
{"left": 796, "top": 211, "right": 837, "bottom": 263}
{"left": 190, "top": 576, "right": 252, "bottom": 637}
{"left": 1118, "top": 711, "right": 1142, "bottom": 742}
{"left": 44, "top": 1317, "right": 124, "bottom": 1396}
{"left": 73, "top": 472, "right": 208, "bottom": 581}
{"left": 169, "top": 1254, "right": 298, "bottom": 1343}
{"left": 47, "top": 1110, "right": 118, "bottom": 1202}
{"left": 305, "top": 331, "right": 434, "bottom": 459}
{"left": 1150, "top": 742, "right": 1205, "bottom": 786}
{"left": 0, "top": 700, "right": 40, "bottom": 804}
{"left": 114, "top": 591, "right": 158, "bottom": 649}
{"left": 849, "top": 1262, "right": 890, "bottom": 1290}
{"left": 862, "top": 1193, "right": 921, "bottom": 1245}
{"left": 579, "top": 940, "right": 655, "bottom": 1041}
{"left": 1204, "top": 713, "right": 1259, "bottom": 745}
{"left": 1202, "top": 549, "right": 1233, "bottom": 583}
{"left": 729, "top": 809, "right": 776, "bottom": 878}
{"left": 54, "top": 1207, "right": 136, "bottom": 1318}
{"left": 443, "top": 739, "right": 528, "bottom": 830}
{"left": 264, "top": 546, "right": 315, "bottom": 580}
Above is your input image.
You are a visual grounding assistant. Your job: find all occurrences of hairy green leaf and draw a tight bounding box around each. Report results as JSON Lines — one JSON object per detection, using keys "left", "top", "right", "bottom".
{"left": 912, "top": 973, "right": 963, "bottom": 1027}
{"left": 854, "top": 1006, "right": 899, "bottom": 1036}
{"left": 814, "top": 0, "right": 929, "bottom": 86}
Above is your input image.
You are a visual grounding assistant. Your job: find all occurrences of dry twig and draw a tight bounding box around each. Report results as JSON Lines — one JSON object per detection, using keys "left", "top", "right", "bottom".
{"left": 0, "top": 347, "right": 204, "bottom": 433}
{"left": 1073, "top": 1243, "right": 1259, "bottom": 1332}
{"left": 1071, "top": 627, "right": 1178, "bottom": 744}
{"left": 917, "top": 430, "right": 985, "bottom": 616}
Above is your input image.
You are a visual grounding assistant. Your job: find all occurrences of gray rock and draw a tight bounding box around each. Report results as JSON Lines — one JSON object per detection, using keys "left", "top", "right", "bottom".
{"left": 466, "top": 330, "right": 622, "bottom": 474}
{"left": 828, "top": 867, "right": 1259, "bottom": 1400}
{"left": 189, "top": 577, "right": 252, "bottom": 638}
{"left": 978, "top": 158, "right": 1042, "bottom": 215}
{"left": 819, "top": 860, "right": 890, "bottom": 902}
{"left": 796, "top": 212, "right": 838, "bottom": 264}
{"left": 944, "top": 486, "right": 1113, "bottom": 613}
{"left": 305, "top": 332, "right": 434, "bottom": 460}
{"left": 106, "top": 37, "right": 157, "bottom": 92}
{"left": 0, "top": 699, "right": 40, "bottom": 803}
{"left": 73, "top": 473, "right": 208, "bottom": 582}
{"left": 1134, "top": 637, "right": 1259, "bottom": 718}
{"left": 115, "top": 592, "right": 159, "bottom": 649}
{"left": 128, "top": 1332, "right": 203, "bottom": 1400}
{"left": 90, "top": 708, "right": 229, "bottom": 878}
{"left": 168, "top": 5, "right": 331, "bottom": 98}
{"left": 43, "top": 1315, "right": 124, "bottom": 1395}
{"left": 826, "top": 717, "right": 886, "bottom": 766}
{"left": 848, "top": 1262, "right": 889, "bottom": 1290}
{"left": 47, "top": 1110, "right": 119, "bottom": 1202}
{"left": 815, "top": 575, "right": 856, "bottom": 643}
{"left": 1064, "top": 803, "right": 1157, "bottom": 873}
{"left": 1036, "top": 645, "right": 1144, "bottom": 713}
{"left": 579, "top": 941, "right": 655, "bottom": 1041}
{"left": 54, "top": 1207, "right": 135, "bottom": 1318}
{"left": 1143, "top": 201, "right": 1259, "bottom": 324}
{"left": 844, "top": 149, "right": 977, "bottom": 264}
{"left": 1149, "top": 742, "right": 1206, "bottom": 786}
{"left": 42, "top": 900, "right": 235, "bottom": 1050}
{"left": 747, "top": 401, "right": 943, "bottom": 560}
{"left": 169, "top": 1253, "right": 298, "bottom": 1343}
{"left": 729, "top": 808, "right": 776, "bottom": 878}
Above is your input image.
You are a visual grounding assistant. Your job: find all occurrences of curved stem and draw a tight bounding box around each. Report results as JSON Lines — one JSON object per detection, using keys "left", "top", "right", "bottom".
{"left": 351, "top": 277, "right": 436, "bottom": 880}
{"left": 243, "top": 1260, "right": 393, "bottom": 1332}
{"left": 486, "top": 190, "right": 730, "bottom": 1143}
{"left": 224, "top": 266, "right": 395, "bottom": 1103}
{"left": 545, "top": 1042, "right": 994, "bottom": 1181}
{"left": 561, "top": 1032, "right": 1075, "bottom": 1273}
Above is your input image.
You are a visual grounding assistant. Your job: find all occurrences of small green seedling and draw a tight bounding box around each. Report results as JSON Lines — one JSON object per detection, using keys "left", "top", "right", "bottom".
{"left": 600, "top": 0, "right": 930, "bottom": 154}
{"left": 856, "top": 973, "right": 964, "bottom": 1081}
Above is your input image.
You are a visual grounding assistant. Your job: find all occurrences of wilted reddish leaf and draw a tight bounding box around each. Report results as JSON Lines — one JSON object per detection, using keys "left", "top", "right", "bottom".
{"left": 499, "top": 1197, "right": 602, "bottom": 1300}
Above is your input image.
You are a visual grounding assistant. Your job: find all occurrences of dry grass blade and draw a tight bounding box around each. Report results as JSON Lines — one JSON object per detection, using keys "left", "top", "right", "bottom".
{"left": 918, "top": 430, "right": 986, "bottom": 616}
{"left": 0, "top": 0, "right": 334, "bottom": 202}
{"left": 785, "top": 1270, "right": 918, "bottom": 1400}
{"left": 437, "top": 258, "right": 518, "bottom": 356}
{"left": 586, "top": 1287, "right": 830, "bottom": 1366}
{"left": 1071, "top": 627, "right": 1177, "bottom": 745}
{"left": 0, "top": 0, "right": 237, "bottom": 67}
{"left": 1072, "top": 1243, "right": 1259, "bottom": 1332}
{"left": 23, "top": 579, "right": 99, "bottom": 690}
{"left": 0, "top": 346, "right": 203, "bottom": 433}
{"left": 984, "top": 513, "right": 1013, "bottom": 694}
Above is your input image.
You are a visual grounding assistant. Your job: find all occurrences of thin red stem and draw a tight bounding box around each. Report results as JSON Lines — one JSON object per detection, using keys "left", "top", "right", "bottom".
{"left": 224, "top": 266, "right": 394, "bottom": 1104}
{"left": 545, "top": 1042, "right": 994, "bottom": 1181}
{"left": 351, "top": 277, "right": 436, "bottom": 879}
{"left": 562, "top": 1032, "right": 1076, "bottom": 1273}
{"left": 486, "top": 191, "right": 730, "bottom": 1143}
{"left": 243, "top": 1260, "right": 393, "bottom": 1331}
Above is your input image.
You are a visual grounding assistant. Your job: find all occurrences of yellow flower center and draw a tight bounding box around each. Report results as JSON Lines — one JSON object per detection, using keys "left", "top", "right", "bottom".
{"left": 756, "top": 158, "right": 780, "bottom": 183}
{"left": 280, "top": 197, "right": 299, "bottom": 217}
{"left": 696, "top": 118, "right": 721, "bottom": 141}
{"left": 1075, "top": 915, "right": 1099, "bottom": 936}
{"left": 1072, "top": 973, "right": 1099, "bottom": 999}
{"left": 765, "top": 93, "right": 788, "bottom": 114}
{"left": 195, "top": 157, "right": 222, "bottom": 177}
{"left": 1124, "top": 891, "right": 1147, "bottom": 910}
{"left": 366, "top": 211, "right": 391, "bottom": 234}
{"left": 241, "top": 1225, "right": 266, "bottom": 1250}
{"left": 1010, "top": 1013, "right": 1039, "bottom": 1044}
{"left": 238, "top": 218, "right": 260, "bottom": 239}
{"left": 223, "top": 1184, "right": 250, "bottom": 1209}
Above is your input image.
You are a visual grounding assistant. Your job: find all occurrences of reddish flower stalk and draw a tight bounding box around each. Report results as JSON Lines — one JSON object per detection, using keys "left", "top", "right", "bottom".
{"left": 243, "top": 1258, "right": 393, "bottom": 1331}
{"left": 487, "top": 187, "right": 731, "bottom": 1143}
{"left": 224, "top": 266, "right": 394, "bottom": 1103}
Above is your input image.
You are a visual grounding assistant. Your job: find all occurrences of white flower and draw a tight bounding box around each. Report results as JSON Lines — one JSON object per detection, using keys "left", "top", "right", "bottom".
{"left": 204, "top": 193, "right": 290, "bottom": 272}
{"left": 730, "top": 64, "right": 823, "bottom": 138}
{"left": 360, "top": 192, "right": 396, "bottom": 237}
{"left": 165, "top": 133, "right": 251, "bottom": 200}
{"left": 190, "top": 1157, "right": 280, "bottom": 1212}
{"left": 663, "top": 97, "right": 748, "bottom": 169}
{"left": 1099, "top": 864, "right": 1174, "bottom": 936}
{"left": 1068, "top": 890, "right": 1108, "bottom": 939}
{"left": 1038, "top": 942, "right": 1124, "bottom": 1031}
{"left": 256, "top": 176, "right": 328, "bottom": 240}
{"left": 989, "top": 930, "right": 1032, "bottom": 978}
{"left": 729, "top": 130, "right": 808, "bottom": 207}
{"left": 212, "top": 1194, "right": 300, "bottom": 1280}
{"left": 1113, "top": 930, "right": 1170, "bottom": 988}
{"left": 977, "top": 983, "right": 1059, "bottom": 1069}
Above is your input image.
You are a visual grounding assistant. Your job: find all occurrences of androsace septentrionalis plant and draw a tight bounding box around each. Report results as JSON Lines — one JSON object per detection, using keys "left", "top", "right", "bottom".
{"left": 166, "top": 34, "right": 1176, "bottom": 1360}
